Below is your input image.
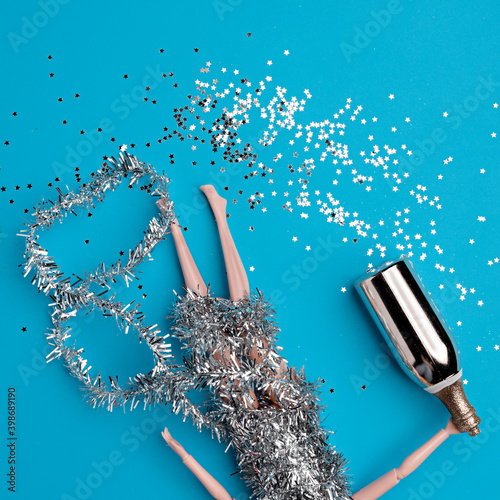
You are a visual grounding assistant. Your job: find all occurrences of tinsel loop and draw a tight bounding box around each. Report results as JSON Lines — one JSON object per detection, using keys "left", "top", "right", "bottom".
{"left": 20, "top": 152, "right": 350, "bottom": 498}
{"left": 19, "top": 152, "right": 183, "bottom": 410}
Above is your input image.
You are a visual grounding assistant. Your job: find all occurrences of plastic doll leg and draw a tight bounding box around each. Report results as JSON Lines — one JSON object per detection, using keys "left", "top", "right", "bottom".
{"left": 199, "top": 185, "right": 249, "bottom": 302}
{"left": 157, "top": 198, "right": 257, "bottom": 409}
{"left": 157, "top": 200, "right": 207, "bottom": 296}
{"left": 200, "top": 186, "right": 299, "bottom": 407}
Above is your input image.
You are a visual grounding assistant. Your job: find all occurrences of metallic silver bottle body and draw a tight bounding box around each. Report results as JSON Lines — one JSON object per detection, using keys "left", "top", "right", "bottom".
{"left": 355, "top": 256, "right": 480, "bottom": 435}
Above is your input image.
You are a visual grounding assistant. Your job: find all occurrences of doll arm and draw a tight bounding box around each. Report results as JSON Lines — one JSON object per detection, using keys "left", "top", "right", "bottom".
{"left": 162, "top": 427, "right": 234, "bottom": 500}
{"left": 351, "top": 419, "right": 460, "bottom": 500}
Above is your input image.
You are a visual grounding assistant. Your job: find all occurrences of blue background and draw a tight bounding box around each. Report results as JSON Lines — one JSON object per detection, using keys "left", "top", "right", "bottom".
{"left": 1, "top": 1, "right": 499, "bottom": 499}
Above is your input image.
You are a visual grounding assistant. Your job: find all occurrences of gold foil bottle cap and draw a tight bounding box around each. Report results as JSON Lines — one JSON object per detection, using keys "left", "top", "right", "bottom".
{"left": 434, "top": 378, "right": 480, "bottom": 436}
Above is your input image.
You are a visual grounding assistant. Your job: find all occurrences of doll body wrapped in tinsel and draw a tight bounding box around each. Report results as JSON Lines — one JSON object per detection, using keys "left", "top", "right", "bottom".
{"left": 21, "top": 153, "right": 350, "bottom": 499}
{"left": 22, "top": 153, "right": 480, "bottom": 500}
{"left": 158, "top": 185, "right": 350, "bottom": 499}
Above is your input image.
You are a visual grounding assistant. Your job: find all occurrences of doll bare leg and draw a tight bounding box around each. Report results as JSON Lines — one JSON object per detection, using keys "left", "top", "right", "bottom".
{"left": 200, "top": 185, "right": 298, "bottom": 406}
{"left": 200, "top": 185, "right": 265, "bottom": 362}
{"left": 157, "top": 200, "right": 207, "bottom": 296}
{"left": 200, "top": 185, "right": 249, "bottom": 302}
{"left": 158, "top": 198, "right": 257, "bottom": 409}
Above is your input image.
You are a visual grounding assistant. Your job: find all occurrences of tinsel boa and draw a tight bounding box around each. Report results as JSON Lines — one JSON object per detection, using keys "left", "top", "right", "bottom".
{"left": 21, "top": 152, "right": 350, "bottom": 499}
{"left": 172, "top": 289, "right": 351, "bottom": 500}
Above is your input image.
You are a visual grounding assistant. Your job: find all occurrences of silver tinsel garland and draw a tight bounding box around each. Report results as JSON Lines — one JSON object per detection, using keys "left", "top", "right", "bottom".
{"left": 172, "top": 290, "right": 351, "bottom": 500}
{"left": 19, "top": 152, "right": 185, "bottom": 411}
{"left": 20, "top": 152, "right": 350, "bottom": 499}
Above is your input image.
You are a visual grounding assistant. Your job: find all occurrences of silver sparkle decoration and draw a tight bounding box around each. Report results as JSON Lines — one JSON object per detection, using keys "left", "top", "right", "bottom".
{"left": 20, "top": 152, "right": 350, "bottom": 499}
{"left": 172, "top": 289, "right": 351, "bottom": 500}
{"left": 18, "top": 152, "right": 187, "bottom": 411}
